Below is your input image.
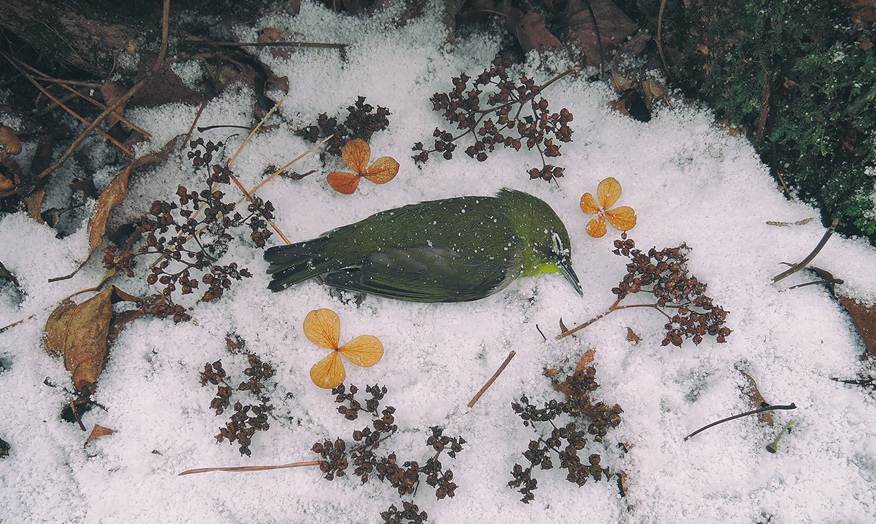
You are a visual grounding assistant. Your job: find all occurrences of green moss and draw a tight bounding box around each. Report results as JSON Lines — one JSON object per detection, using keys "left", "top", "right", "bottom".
{"left": 632, "top": 0, "right": 876, "bottom": 242}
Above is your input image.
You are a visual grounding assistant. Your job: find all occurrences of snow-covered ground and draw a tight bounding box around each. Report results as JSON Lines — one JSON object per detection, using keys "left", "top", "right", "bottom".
{"left": 2, "top": 3, "right": 875, "bottom": 523}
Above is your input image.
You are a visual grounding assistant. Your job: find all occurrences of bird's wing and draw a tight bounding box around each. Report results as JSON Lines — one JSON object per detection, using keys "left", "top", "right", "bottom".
{"left": 321, "top": 246, "right": 517, "bottom": 303}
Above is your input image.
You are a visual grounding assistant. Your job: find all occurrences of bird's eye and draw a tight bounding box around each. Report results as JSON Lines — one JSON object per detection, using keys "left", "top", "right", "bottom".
{"left": 551, "top": 232, "right": 565, "bottom": 255}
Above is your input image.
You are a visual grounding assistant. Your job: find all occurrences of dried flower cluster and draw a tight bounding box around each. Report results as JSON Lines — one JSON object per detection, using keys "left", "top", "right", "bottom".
{"left": 296, "top": 96, "right": 391, "bottom": 158}
{"left": 311, "top": 384, "right": 465, "bottom": 523}
{"left": 199, "top": 340, "right": 275, "bottom": 456}
{"left": 510, "top": 358, "right": 624, "bottom": 503}
{"left": 612, "top": 235, "right": 731, "bottom": 346}
{"left": 102, "top": 138, "right": 274, "bottom": 317}
{"left": 412, "top": 56, "right": 576, "bottom": 181}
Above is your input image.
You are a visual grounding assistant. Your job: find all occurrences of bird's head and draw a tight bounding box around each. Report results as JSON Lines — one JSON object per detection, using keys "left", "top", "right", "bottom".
{"left": 537, "top": 223, "right": 583, "bottom": 296}
{"left": 499, "top": 189, "right": 583, "bottom": 296}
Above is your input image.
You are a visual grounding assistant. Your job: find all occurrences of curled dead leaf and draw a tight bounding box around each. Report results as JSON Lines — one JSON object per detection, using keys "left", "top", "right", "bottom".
{"left": 736, "top": 366, "right": 775, "bottom": 426}
{"left": 0, "top": 126, "right": 22, "bottom": 160}
{"left": 23, "top": 190, "right": 46, "bottom": 224}
{"left": 610, "top": 71, "right": 634, "bottom": 93}
{"left": 88, "top": 137, "right": 178, "bottom": 253}
{"left": 642, "top": 79, "right": 669, "bottom": 108}
{"left": 575, "top": 349, "right": 596, "bottom": 372}
{"left": 625, "top": 327, "right": 641, "bottom": 344}
{"left": 85, "top": 424, "right": 116, "bottom": 446}
{"left": 508, "top": 9, "right": 562, "bottom": 53}
{"left": 838, "top": 295, "right": 876, "bottom": 360}
{"left": 44, "top": 285, "right": 140, "bottom": 392}
{"left": 100, "top": 82, "right": 128, "bottom": 128}
{"left": 44, "top": 287, "right": 114, "bottom": 392}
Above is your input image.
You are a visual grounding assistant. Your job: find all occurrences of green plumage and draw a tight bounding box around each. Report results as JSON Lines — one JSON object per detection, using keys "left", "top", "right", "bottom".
{"left": 264, "top": 189, "right": 581, "bottom": 302}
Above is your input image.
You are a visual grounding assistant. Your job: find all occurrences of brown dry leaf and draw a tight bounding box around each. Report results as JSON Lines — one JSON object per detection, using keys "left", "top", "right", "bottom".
{"left": 100, "top": 82, "right": 127, "bottom": 128}
{"left": 44, "top": 287, "right": 114, "bottom": 392}
{"left": 642, "top": 79, "right": 669, "bottom": 108}
{"left": 737, "top": 367, "right": 774, "bottom": 426}
{"left": 0, "top": 173, "right": 13, "bottom": 194}
{"left": 87, "top": 137, "right": 177, "bottom": 253}
{"left": 85, "top": 424, "right": 115, "bottom": 446}
{"left": 507, "top": 9, "right": 562, "bottom": 53}
{"left": 575, "top": 349, "right": 596, "bottom": 372}
{"left": 0, "top": 158, "right": 21, "bottom": 198}
{"left": 258, "top": 28, "right": 292, "bottom": 59}
{"left": 0, "top": 126, "right": 22, "bottom": 160}
{"left": 23, "top": 190, "right": 46, "bottom": 224}
{"left": 544, "top": 368, "right": 559, "bottom": 378}
{"left": 566, "top": 0, "right": 638, "bottom": 66}
{"left": 610, "top": 71, "right": 634, "bottom": 93}
{"left": 625, "top": 327, "right": 641, "bottom": 344}
{"left": 838, "top": 295, "right": 876, "bottom": 360}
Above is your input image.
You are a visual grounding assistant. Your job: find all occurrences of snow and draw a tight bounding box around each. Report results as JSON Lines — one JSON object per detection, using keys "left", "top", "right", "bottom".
{"left": 2, "top": 2, "right": 876, "bottom": 523}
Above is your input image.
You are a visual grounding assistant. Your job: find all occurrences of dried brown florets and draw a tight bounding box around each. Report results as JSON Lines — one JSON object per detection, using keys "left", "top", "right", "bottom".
{"left": 102, "top": 137, "right": 274, "bottom": 317}
{"left": 612, "top": 235, "right": 732, "bottom": 346}
{"left": 199, "top": 349, "right": 275, "bottom": 457}
{"left": 313, "top": 384, "right": 465, "bottom": 523}
{"left": 509, "top": 360, "right": 624, "bottom": 503}
{"left": 412, "top": 56, "right": 576, "bottom": 182}
{"left": 296, "top": 96, "right": 391, "bottom": 159}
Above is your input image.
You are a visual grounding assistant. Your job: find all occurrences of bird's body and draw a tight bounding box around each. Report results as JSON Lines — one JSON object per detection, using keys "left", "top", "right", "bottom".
{"left": 265, "top": 189, "right": 581, "bottom": 302}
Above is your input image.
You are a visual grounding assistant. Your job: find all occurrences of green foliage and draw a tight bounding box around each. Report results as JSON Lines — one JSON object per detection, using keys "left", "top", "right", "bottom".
{"left": 636, "top": 0, "right": 876, "bottom": 242}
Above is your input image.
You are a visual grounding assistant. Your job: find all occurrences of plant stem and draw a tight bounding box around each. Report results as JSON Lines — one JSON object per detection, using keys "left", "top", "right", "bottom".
{"left": 772, "top": 218, "right": 838, "bottom": 283}
{"left": 683, "top": 403, "right": 797, "bottom": 441}
{"left": 468, "top": 351, "right": 516, "bottom": 408}
{"left": 178, "top": 460, "right": 320, "bottom": 476}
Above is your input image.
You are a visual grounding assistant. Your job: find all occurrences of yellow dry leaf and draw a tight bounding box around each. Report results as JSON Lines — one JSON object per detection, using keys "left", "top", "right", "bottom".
{"left": 304, "top": 309, "right": 341, "bottom": 349}
{"left": 23, "top": 190, "right": 45, "bottom": 224}
{"left": 339, "top": 335, "right": 384, "bottom": 367}
{"left": 85, "top": 424, "right": 116, "bottom": 446}
{"left": 310, "top": 351, "right": 345, "bottom": 389}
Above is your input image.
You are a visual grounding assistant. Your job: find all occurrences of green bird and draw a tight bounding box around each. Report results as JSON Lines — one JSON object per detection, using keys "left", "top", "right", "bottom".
{"left": 264, "top": 189, "right": 581, "bottom": 302}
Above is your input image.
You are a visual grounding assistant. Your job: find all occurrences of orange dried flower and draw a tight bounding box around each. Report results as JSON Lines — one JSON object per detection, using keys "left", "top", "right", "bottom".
{"left": 304, "top": 308, "right": 384, "bottom": 389}
{"left": 327, "top": 138, "right": 399, "bottom": 194}
{"left": 580, "top": 177, "right": 636, "bottom": 238}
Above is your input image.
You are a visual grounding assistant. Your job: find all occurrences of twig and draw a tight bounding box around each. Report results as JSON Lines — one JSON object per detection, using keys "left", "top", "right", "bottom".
{"left": 69, "top": 399, "right": 87, "bottom": 431}
{"left": 222, "top": 100, "right": 290, "bottom": 244}
{"left": 178, "top": 460, "right": 320, "bottom": 476}
{"left": 5, "top": 58, "right": 133, "bottom": 157}
{"left": 184, "top": 39, "right": 348, "bottom": 51}
{"left": 243, "top": 134, "right": 335, "bottom": 198}
{"left": 197, "top": 125, "right": 252, "bottom": 132}
{"left": 32, "top": 0, "right": 171, "bottom": 182}
{"left": 755, "top": 62, "right": 771, "bottom": 145}
{"left": 765, "top": 217, "right": 814, "bottom": 227}
{"left": 467, "top": 351, "right": 516, "bottom": 408}
{"left": 47, "top": 252, "right": 94, "bottom": 283}
{"left": 683, "top": 403, "right": 797, "bottom": 441}
{"left": 0, "top": 315, "right": 33, "bottom": 335}
{"left": 179, "top": 102, "right": 207, "bottom": 160}
{"left": 656, "top": 0, "right": 670, "bottom": 76}
{"left": 12, "top": 58, "right": 150, "bottom": 138}
{"left": 535, "top": 324, "right": 547, "bottom": 342}
{"left": 557, "top": 298, "right": 622, "bottom": 339}
{"left": 772, "top": 218, "right": 839, "bottom": 283}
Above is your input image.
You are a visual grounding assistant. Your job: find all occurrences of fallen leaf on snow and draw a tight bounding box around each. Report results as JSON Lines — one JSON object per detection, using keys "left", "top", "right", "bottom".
{"left": 85, "top": 424, "right": 115, "bottom": 446}
{"left": 0, "top": 126, "right": 21, "bottom": 160}
{"left": 625, "top": 327, "right": 641, "bottom": 344}
{"left": 837, "top": 295, "right": 876, "bottom": 360}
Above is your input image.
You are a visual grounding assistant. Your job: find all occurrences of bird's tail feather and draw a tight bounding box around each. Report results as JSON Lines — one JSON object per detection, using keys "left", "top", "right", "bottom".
{"left": 264, "top": 238, "right": 330, "bottom": 291}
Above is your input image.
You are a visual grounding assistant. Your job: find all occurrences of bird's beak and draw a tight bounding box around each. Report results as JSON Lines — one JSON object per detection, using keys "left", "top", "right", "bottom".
{"left": 558, "top": 258, "right": 583, "bottom": 296}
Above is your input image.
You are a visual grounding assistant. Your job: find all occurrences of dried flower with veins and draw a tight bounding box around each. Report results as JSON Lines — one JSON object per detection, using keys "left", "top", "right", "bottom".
{"left": 327, "top": 139, "right": 399, "bottom": 194}
{"left": 304, "top": 309, "right": 384, "bottom": 388}
{"left": 580, "top": 177, "right": 636, "bottom": 238}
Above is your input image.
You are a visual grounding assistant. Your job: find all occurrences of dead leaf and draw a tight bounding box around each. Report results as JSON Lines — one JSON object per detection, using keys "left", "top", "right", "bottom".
{"left": 0, "top": 126, "right": 21, "bottom": 160}
{"left": 838, "top": 295, "right": 876, "bottom": 360}
{"left": 100, "top": 82, "right": 128, "bottom": 128}
{"left": 87, "top": 137, "right": 178, "bottom": 253}
{"left": 544, "top": 368, "right": 559, "bottom": 378}
{"left": 85, "top": 424, "right": 115, "bottom": 446}
{"left": 610, "top": 70, "right": 634, "bottom": 93}
{"left": 0, "top": 158, "right": 21, "bottom": 198}
{"left": 566, "top": 0, "right": 638, "bottom": 66}
{"left": 736, "top": 366, "right": 774, "bottom": 426}
{"left": 625, "top": 327, "right": 641, "bottom": 344}
{"left": 0, "top": 173, "right": 13, "bottom": 194}
{"left": 23, "top": 190, "right": 45, "bottom": 224}
{"left": 575, "top": 349, "right": 596, "bottom": 371}
{"left": 507, "top": 9, "right": 562, "bottom": 52}
{"left": 44, "top": 287, "right": 114, "bottom": 392}
{"left": 258, "top": 28, "right": 292, "bottom": 59}
{"left": 641, "top": 79, "right": 669, "bottom": 108}
{"left": 558, "top": 317, "right": 573, "bottom": 336}
{"left": 287, "top": 0, "right": 301, "bottom": 14}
